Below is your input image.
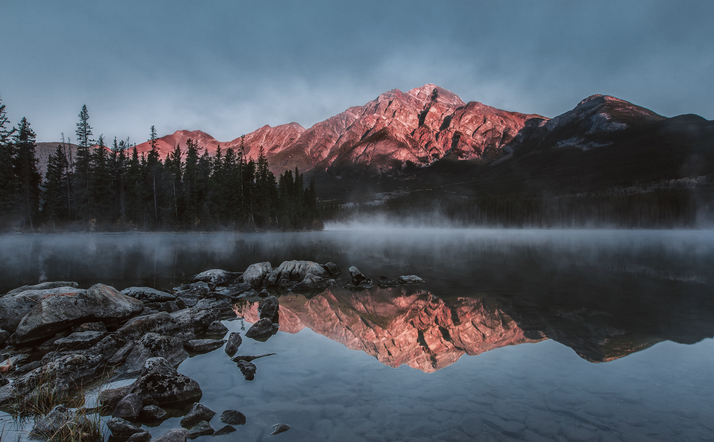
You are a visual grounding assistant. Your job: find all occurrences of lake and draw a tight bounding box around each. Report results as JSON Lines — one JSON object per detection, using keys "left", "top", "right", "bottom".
{"left": 0, "top": 228, "right": 713, "bottom": 441}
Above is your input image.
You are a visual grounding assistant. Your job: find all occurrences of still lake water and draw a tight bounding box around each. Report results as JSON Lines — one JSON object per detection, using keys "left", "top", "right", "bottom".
{"left": 0, "top": 228, "right": 713, "bottom": 441}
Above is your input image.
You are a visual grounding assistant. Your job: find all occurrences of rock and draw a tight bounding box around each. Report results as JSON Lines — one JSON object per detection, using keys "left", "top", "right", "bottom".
{"left": 30, "top": 405, "right": 72, "bottom": 438}
{"left": 377, "top": 276, "right": 399, "bottom": 288}
{"left": 259, "top": 296, "right": 279, "bottom": 322}
{"left": 107, "top": 416, "right": 144, "bottom": 436}
{"left": 0, "top": 329, "right": 9, "bottom": 346}
{"left": 170, "top": 299, "right": 230, "bottom": 335}
{"left": 230, "top": 353, "right": 276, "bottom": 363}
{"left": 243, "top": 262, "right": 273, "bottom": 288}
{"left": 266, "top": 260, "right": 330, "bottom": 291}
{"left": 187, "top": 420, "right": 214, "bottom": 439}
{"left": 220, "top": 409, "right": 246, "bottom": 425}
{"left": 237, "top": 360, "right": 256, "bottom": 380}
{"left": 245, "top": 318, "right": 274, "bottom": 338}
{"left": 347, "top": 266, "right": 372, "bottom": 289}
{"left": 224, "top": 332, "right": 242, "bottom": 357}
{"left": 72, "top": 321, "right": 107, "bottom": 333}
{"left": 398, "top": 275, "right": 424, "bottom": 284}
{"left": 123, "top": 333, "right": 188, "bottom": 375}
{"left": 113, "top": 393, "right": 144, "bottom": 422}
{"left": 99, "top": 384, "right": 134, "bottom": 409}
{"left": 191, "top": 269, "right": 241, "bottom": 286}
{"left": 0, "top": 374, "right": 8, "bottom": 387}
{"left": 15, "top": 360, "right": 42, "bottom": 374}
{"left": 271, "top": 423, "right": 290, "bottom": 435}
{"left": 122, "top": 287, "right": 177, "bottom": 302}
{"left": 257, "top": 289, "right": 270, "bottom": 298}
{"left": 130, "top": 357, "right": 202, "bottom": 406}
{"left": 139, "top": 404, "right": 168, "bottom": 421}
{"left": 147, "top": 299, "right": 187, "bottom": 313}
{"left": 215, "top": 282, "right": 252, "bottom": 297}
{"left": 185, "top": 339, "right": 224, "bottom": 353}
{"left": 214, "top": 425, "right": 237, "bottom": 435}
{"left": 206, "top": 321, "right": 228, "bottom": 335}
{"left": 320, "top": 262, "right": 341, "bottom": 278}
{"left": 54, "top": 331, "right": 107, "bottom": 350}
{"left": 5, "top": 281, "right": 78, "bottom": 297}
{"left": 10, "top": 284, "right": 144, "bottom": 344}
{"left": 0, "top": 286, "right": 85, "bottom": 333}
{"left": 108, "top": 342, "right": 135, "bottom": 366}
{"left": 117, "top": 312, "right": 180, "bottom": 341}
{"left": 174, "top": 282, "right": 212, "bottom": 306}
{"left": 180, "top": 402, "right": 216, "bottom": 427}
{"left": 153, "top": 428, "right": 188, "bottom": 442}
{"left": 128, "top": 431, "right": 153, "bottom": 442}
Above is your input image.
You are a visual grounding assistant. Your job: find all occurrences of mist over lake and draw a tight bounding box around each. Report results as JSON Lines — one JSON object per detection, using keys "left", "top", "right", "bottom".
{"left": 1, "top": 228, "right": 712, "bottom": 441}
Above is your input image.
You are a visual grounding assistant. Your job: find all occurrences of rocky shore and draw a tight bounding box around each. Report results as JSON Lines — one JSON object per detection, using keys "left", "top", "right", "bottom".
{"left": 0, "top": 261, "right": 422, "bottom": 441}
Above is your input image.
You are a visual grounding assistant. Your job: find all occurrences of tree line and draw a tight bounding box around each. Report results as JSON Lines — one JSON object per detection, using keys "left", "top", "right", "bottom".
{"left": 0, "top": 100, "right": 322, "bottom": 231}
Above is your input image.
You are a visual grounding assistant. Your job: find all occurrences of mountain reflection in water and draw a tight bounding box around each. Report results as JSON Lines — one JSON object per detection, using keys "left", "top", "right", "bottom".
{"left": 235, "top": 282, "right": 714, "bottom": 371}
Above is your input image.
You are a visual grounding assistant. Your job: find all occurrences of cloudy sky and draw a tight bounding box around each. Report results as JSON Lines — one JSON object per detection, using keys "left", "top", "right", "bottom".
{"left": 1, "top": 1, "right": 712, "bottom": 143}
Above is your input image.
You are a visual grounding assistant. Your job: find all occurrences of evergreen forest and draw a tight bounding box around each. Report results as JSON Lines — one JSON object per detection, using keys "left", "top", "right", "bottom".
{"left": 0, "top": 100, "right": 322, "bottom": 232}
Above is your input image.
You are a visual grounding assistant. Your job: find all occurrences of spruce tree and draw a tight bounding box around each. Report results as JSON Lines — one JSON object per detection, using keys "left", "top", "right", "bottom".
{"left": 74, "top": 105, "right": 93, "bottom": 218}
{"left": 147, "top": 126, "right": 161, "bottom": 224}
{"left": 0, "top": 98, "right": 17, "bottom": 217}
{"left": 42, "top": 145, "right": 70, "bottom": 228}
{"left": 12, "top": 117, "right": 41, "bottom": 229}
{"left": 89, "top": 135, "right": 113, "bottom": 221}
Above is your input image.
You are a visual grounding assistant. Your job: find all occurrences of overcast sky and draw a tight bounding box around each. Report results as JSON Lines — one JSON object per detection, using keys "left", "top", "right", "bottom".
{"left": 1, "top": 1, "right": 712, "bottom": 143}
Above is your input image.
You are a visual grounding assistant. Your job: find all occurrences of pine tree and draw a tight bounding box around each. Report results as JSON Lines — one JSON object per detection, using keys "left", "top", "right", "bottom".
{"left": 89, "top": 135, "right": 113, "bottom": 221}
{"left": 147, "top": 126, "right": 161, "bottom": 224}
{"left": 74, "top": 105, "right": 93, "bottom": 218}
{"left": 0, "top": 98, "right": 17, "bottom": 217}
{"left": 12, "top": 117, "right": 41, "bottom": 229}
{"left": 42, "top": 145, "right": 70, "bottom": 228}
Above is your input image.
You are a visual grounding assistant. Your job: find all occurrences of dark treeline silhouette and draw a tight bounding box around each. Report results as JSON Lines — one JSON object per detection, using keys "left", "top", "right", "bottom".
{"left": 0, "top": 101, "right": 321, "bottom": 231}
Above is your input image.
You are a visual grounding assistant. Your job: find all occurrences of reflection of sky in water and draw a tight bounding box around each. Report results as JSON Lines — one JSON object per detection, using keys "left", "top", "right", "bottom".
{"left": 147, "top": 320, "right": 713, "bottom": 442}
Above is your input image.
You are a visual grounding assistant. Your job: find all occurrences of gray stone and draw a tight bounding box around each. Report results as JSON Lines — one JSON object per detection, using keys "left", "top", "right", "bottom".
{"left": 0, "top": 286, "right": 85, "bottom": 333}
{"left": 71, "top": 321, "right": 107, "bottom": 333}
{"left": 320, "top": 262, "right": 341, "bottom": 278}
{"left": 215, "top": 282, "right": 252, "bottom": 297}
{"left": 0, "top": 329, "right": 9, "bottom": 346}
{"left": 376, "top": 276, "right": 399, "bottom": 288}
{"left": 170, "top": 299, "right": 230, "bottom": 334}
{"left": 237, "top": 360, "right": 257, "bottom": 380}
{"left": 398, "top": 275, "right": 424, "bottom": 284}
{"left": 122, "top": 287, "right": 177, "bottom": 302}
{"left": 271, "top": 423, "right": 290, "bottom": 435}
{"left": 245, "top": 318, "right": 274, "bottom": 338}
{"left": 243, "top": 262, "right": 273, "bottom": 288}
{"left": 117, "top": 312, "right": 180, "bottom": 341}
{"left": 266, "top": 260, "right": 330, "bottom": 290}
{"left": 107, "top": 416, "right": 144, "bottom": 436}
{"left": 30, "top": 405, "right": 72, "bottom": 438}
{"left": 123, "top": 332, "right": 188, "bottom": 375}
{"left": 206, "top": 320, "right": 228, "bottom": 335}
{"left": 180, "top": 402, "right": 216, "bottom": 427}
{"left": 5, "top": 281, "right": 79, "bottom": 297}
{"left": 185, "top": 339, "right": 224, "bottom": 353}
{"left": 108, "top": 342, "right": 135, "bottom": 366}
{"left": 54, "top": 331, "right": 107, "bottom": 350}
{"left": 220, "top": 409, "right": 246, "bottom": 425}
{"left": 113, "top": 393, "right": 143, "bottom": 422}
{"left": 99, "top": 384, "right": 134, "bottom": 409}
{"left": 130, "top": 357, "right": 202, "bottom": 406}
{"left": 224, "top": 332, "right": 242, "bottom": 357}
{"left": 187, "top": 420, "right": 214, "bottom": 439}
{"left": 346, "top": 266, "right": 372, "bottom": 289}
{"left": 139, "top": 405, "right": 168, "bottom": 421}
{"left": 10, "top": 283, "right": 144, "bottom": 344}
{"left": 153, "top": 428, "right": 188, "bottom": 442}
{"left": 259, "top": 296, "right": 279, "bottom": 322}
{"left": 128, "top": 431, "right": 153, "bottom": 442}
{"left": 191, "top": 269, "right": 241, "bottom": 286}
{"left": 214, "top": 425, "right": 237, "bottom": 435}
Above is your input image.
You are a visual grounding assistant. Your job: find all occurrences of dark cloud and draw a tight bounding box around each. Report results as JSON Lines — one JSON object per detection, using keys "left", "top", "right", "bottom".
{"left": 1, "top": 1, "right": 712, "bottom": 142}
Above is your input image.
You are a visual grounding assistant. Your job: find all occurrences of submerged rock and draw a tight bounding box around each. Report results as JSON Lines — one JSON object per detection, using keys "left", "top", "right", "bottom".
{"left": 243, "top": 262, "right": 273, "bottom": 289}
{"left": 271, "top": 423, "right": 290, "bottom": 435}
{"left": 377, "top": 276, "right": 399, "bottom": 288}
{"left": 187, "top": 420, "right": 214, "bottom": 439}
{"left": 398, "top": 275, "right": 424, "bottom": 284}
{"left": 245, "top": 318, "right": 275, "bottom": 338}
{"left": 10, "top": 284, "right": 144, "bottom": 344}
{"left": 259, "top": 296, "right": 279, "bottom": 322}
{"left": 224, "top": 332, "right": 242, "bottom": 357}
{"left": 220, "top": 409, "right": 246, "bottom": 425}
{"left": 180, "top": 402, "right": 216, "bottom": 427}
{"left": 139, "top": 404, "right": 168, "bottom": 421}
{"left": 107, "top": 416, "right": 144, "bottom": 436}
{"left": 185, "top": 339, "right": 225, "bottom": 353}
{"left": 153, "top": 428, "right": 188, "bottom": 442}
{"left": 214, "top": 425, "right": 237, "bottom": 435}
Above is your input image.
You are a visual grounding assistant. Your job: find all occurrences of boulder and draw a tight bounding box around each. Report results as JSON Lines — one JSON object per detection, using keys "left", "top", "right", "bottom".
{"left": 139, "top": 404, "right": 168, "bottom": 421}
{"left": 10, "top": 284, "right": 144, "bottom": 344}
{"left": 214, "top": 425, "right": 237, "bottom": 435}
{"left": 123, "top": 333, "right": 188, "bottom": 375}
{"left": 237, "top": 360, "right": 256, "bottom": 380}
{"left": 0, "top": 329, "right": 9, "bottom": 346}
{"left": 117, "top": 312, "right": 180, "bottom": 341}
{"left": 128, "top": 431, "right": 153, "bottom": 442}
{"left": 267, "top": 260, "right": 331, "bottom": 291}
{"left": 99, "top": 384, "right": 134, "bottom": 409}
{"left": 180, "top": 402, "right": 216, "bottom": 427}
{"left": 271, "top": 423, "right": 290, "bottom": 435}
{"left": 398, "top": 275, "right": 425, "bottom": 284}
{"left": 0, "top": 286, "right": 85, "bottom": 333}
{"left": 72, "top": 321, "right": 107, "bottom": 333}
{"left": 245, "top": 318, "right": 274, "bottom": 338}
{"left": 242, "top": 262, "right": 273, "bottom": 289}
{"left": 259, "top": 296, "right": 279, "bottom": 322}
{"left": 187, "top": 420, "right": 214, "bottom": 439}
{"left": 376, "top": 276, "right": 399, "bottom": 288}
{"left": 54, "top": 331, "right": 107, "bottom": 351}
{"left": 122, "top": 287, "right": 177, "bottom": 303}
{"left": 108, "top": 342, "right": 135, "bottom": 366}
{"left": 174, "top": 282, "right": 212, "bottom": 307}
{"left": 107, "top": 416, "right": 144, "bottom": 436}
{"left": 224, "top": 332, "right": 242, "bottom": 357}
{"left": 185, "top": 339, "right": 225, "bottom": 353}
{"left": 215, "top": 282, "right": 252, "bottom": 297}
{"left": 30, "top": 405, "right": 73, "bottom": 438}
{"left": 113, "top": 393, "right": 144, "bottom": 422}
{"left": 170, "top": 299, "right": 231, "bottom": 335}
{"left": 220, "top": 409, "right": 246, "bottom": 425}
{"left": 5, "top": 281, "right": 79, "bottom": 297}
{"left": 191, "top": 269, "right": 241, "bottom": 286}
{"left": 130, "top": 357, "right": 202, "bottom": 406}
{"left": 206, "top": 320, "right": 228, "bottom": 335}
{"left": 348, "top": 266, "right": 371, "bottom": 287}
{"left": 320, "top": 262, "right": 341, "bottom": 278}
{"left": 153, "top": 428, "right": 188, "bottom": 442}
